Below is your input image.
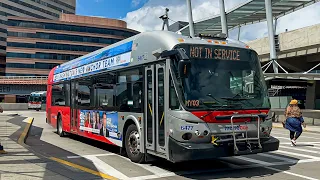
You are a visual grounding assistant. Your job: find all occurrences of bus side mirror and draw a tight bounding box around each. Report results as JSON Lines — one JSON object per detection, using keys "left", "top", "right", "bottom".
{"left": 178, "top": 59, "right": 191, "bottom": 78}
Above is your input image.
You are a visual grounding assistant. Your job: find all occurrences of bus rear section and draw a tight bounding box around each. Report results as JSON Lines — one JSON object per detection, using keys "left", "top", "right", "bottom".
{"left": 28, "top": 91, "right": 47, "bottom": 111}
{"left": 163, "top": 43, "right": 280, "bottom": 162}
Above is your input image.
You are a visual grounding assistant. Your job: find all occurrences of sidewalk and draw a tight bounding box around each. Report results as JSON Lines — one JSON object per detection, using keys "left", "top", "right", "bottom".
{"left": 273, "top": 122, "right": 320, "bottom": 134}
{"left": 0, "top": 114, "right": 70, "bottom": 179}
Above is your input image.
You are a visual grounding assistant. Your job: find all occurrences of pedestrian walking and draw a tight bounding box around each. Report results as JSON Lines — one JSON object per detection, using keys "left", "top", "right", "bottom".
{"left": 283, "top": 99, "right": 306, "bottom": 146}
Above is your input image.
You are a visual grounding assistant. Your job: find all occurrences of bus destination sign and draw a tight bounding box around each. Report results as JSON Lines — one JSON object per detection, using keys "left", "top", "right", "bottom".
{"left": 189, "top": 46, "right": 240, "bottom": 61}
{"left": 176, "top": 44, "right": 247, "bottom": 61}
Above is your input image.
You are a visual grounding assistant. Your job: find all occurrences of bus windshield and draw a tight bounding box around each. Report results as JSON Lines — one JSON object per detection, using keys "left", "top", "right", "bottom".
{"left": 172, "top": 44, "right": 270, "bottom": 110}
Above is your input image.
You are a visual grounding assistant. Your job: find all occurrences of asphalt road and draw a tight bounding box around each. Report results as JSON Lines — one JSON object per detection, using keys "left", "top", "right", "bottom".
{"left": 20, "top": 111, "right": 320, "bottom": 180}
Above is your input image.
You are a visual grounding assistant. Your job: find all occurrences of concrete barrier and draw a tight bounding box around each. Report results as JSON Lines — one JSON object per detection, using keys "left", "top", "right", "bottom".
{"left": 0, "top": 103, "right": 28, "bottom": 110}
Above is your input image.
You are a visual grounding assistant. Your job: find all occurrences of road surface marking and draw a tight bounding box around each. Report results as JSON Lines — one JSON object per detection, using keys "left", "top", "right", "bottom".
{"left": 280, "top": 145, "right": 320, "bottom": 155}
{"left": 266, "top": 166, "right": 319, "bottom": 180}
{"left": 67, "top": 153, "right": 114, "bottom": 159}
{"left": 233, "top": 156, "right": 274, "bottom": 165}
{"left": 85, "top": 155, "right": 129, "bottom": 180}
{"left": 259, "top": 153, "right": 298, "bottom": 163}
{"left": 50, "top": 157, "right": 118, "bottom": 180}
{"left": 273, "top": 132, "right": 320, "bottom": 140}
{"left": 234, "top": 155, "right": 319, "bottom": 180}
{"left": 280, "top": 142, "right": 320, "bottom": 145}
{"left": 276, "top": 150, "right": 320, "bottom": 159}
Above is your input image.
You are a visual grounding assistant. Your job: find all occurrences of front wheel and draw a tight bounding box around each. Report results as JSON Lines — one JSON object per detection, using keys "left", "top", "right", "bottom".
{"left": 57, "top": 116, "right": 65, "bottom": 137}
{"left": 125, "top": 124, "right": 144, "bottom": 163}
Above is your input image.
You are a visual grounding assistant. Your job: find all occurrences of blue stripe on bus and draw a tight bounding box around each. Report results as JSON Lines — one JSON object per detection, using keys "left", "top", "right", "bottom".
{"left": 54, "top": 41, "right": 133, "bottom": 75}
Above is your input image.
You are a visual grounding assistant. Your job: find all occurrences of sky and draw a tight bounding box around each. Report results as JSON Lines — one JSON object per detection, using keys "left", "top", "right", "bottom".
{"left": 76, "top": 0, "right": 320, "bottom": 42}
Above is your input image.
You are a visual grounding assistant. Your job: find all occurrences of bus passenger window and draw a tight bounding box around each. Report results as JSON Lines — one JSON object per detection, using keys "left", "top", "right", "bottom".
{"left": 116, "top": 69, "right": 143, "bottom": 112}
{"left": 93, "top": 73, "right": 116, "bottom": 110}
{"left": 77, "top": 79, "right": 91, "bottom": 108}
{"left": 52, "top": 84, "right": 66, "bottom": 106}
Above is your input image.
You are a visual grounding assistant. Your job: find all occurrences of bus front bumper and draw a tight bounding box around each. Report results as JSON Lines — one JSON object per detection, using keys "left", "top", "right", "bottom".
{"left": 168, "top": 136, "right": 279, "bottom": 163}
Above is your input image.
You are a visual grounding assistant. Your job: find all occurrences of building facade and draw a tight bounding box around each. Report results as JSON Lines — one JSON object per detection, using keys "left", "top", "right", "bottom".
{"left": 0, "top": 0, "right": 76, "bottom": 73}
{"left": 5, "top": 14, "right": 138, "bottom": 76}
{"left": 1, "top": 14, "right": 138, "bottom": 102}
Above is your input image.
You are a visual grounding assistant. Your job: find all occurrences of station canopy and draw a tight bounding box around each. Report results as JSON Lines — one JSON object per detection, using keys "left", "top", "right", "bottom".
{"left": 178, "top": 0, "right": 318, "bottom": 36}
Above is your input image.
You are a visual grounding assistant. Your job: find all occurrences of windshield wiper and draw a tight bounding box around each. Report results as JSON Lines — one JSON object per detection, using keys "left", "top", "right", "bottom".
{"left": 222, "top": 93, "right": 264, "bottom": 114}
{"left": 221, "top": 93, "right": 254, "bottom": 101}
{"left": 200, "top": 104, "right": 238, "bottom": 119}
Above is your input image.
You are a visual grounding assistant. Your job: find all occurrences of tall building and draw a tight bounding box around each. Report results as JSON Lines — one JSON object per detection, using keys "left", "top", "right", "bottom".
{"left": 5, "top": 14, "right": 139, "bottom": 76}
{"left": 0, "top": 0, "right": 76, "bottom": 74}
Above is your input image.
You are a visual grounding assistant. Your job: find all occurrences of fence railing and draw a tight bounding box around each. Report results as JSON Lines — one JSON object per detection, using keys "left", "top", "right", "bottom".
{"left": 0, "top": 76, "right": 48, "bottom": 84}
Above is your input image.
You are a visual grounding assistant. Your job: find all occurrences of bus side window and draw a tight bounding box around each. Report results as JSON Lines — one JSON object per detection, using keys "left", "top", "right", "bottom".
{"left": 169, "top": 75, "right": 180, "bottom": 110}
{"left": 52, "top": 84, "right": 65, "bottom": 106}
{"left": 93, "top": 73, "right": 116, "bottom": 110}
{"left": 116, "top": 69, "right": 143, "bottom": 113}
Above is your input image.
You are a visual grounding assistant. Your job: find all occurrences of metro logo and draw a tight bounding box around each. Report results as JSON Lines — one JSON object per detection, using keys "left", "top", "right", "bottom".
{"left": 224, "top": 125, "right": 248, "bottom": 131}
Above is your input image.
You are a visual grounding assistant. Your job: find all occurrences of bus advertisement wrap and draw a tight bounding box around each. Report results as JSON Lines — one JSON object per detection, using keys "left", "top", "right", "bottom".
{"left": 54, "top": 52, "right": 131, "bottom": 82}
{"left": 79, "top": 110, "right": 121, "bottom": 140}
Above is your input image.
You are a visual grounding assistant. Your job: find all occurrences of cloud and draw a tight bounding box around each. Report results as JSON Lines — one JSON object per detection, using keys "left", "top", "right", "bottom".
{"left": 131, "top": 0, "right": 141, "bottom": 7}
{"left": 123, "top": 0, "right": 320, "bottom": 42}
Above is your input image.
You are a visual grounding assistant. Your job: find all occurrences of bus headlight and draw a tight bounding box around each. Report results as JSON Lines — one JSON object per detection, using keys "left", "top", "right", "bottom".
{"left": 195, "top": 130, "right": 200, "bottom": 136}
{"left": 182, "top": 133, "right": 192, "bottom": 140}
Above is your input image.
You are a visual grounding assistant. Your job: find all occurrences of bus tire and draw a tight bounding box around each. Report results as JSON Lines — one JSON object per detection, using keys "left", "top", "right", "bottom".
{"left": 125, "top": 124, "right": 144, "bottom": 163}
{"left": 57, "top": 115, "right": 65, "bottom": 137}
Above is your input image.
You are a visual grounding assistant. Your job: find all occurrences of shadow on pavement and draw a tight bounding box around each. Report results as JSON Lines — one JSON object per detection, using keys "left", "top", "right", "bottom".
{"left": 7, "top": 115, "right": 106, "bottom": 180}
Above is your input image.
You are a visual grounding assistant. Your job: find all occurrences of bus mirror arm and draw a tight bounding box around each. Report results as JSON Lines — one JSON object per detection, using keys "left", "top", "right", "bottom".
{"left": 160, "top": 48, "right": 191, "bottom": 78}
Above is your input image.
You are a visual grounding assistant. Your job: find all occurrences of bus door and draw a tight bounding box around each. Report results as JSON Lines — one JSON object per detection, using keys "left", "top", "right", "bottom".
{"left": 70, "top": 81, "right": 78, "bottom": 133}
{"left": 145, "top": 63, "right": 167, "bottom": 154}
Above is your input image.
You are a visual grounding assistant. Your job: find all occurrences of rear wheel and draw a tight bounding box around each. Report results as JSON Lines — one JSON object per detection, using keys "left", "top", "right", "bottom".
{"left": 125, "top": 124, "right": 144, "bottom": 163}
{"left": 57, "top": 115, "right": 65, "bottom": 137}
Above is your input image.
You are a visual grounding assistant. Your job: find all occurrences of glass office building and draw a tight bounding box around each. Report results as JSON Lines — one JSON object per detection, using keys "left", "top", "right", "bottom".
{"left": 5, "top": 14, "right": 139, "bottom": 76}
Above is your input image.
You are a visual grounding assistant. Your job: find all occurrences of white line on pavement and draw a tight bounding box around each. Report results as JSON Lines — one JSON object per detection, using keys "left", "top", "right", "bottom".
{"left": 273, "top": 132, "right": 320, "bottom": 140}
{"left": 85, "top": 155, "right": 129, "bottom": 180}
{"left": 233, "top": 156, "right": 274, "bottom": 166}
{"left": 280, "top": 146, "right": 320, "bottom": 155}
{"left": 276, "top": 150, "right": 320, "bottom": 159}
{"left": 266, "top": 166, "right": 319, "bottom": 180}
{"left": 259, "top": 153, "right": 298, "bottom": 163}
{"left": 67, "top": 153, "right": 114, "bottom": 159}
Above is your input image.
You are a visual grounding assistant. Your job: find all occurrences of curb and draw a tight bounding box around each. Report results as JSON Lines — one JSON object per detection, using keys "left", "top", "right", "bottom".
{"left": 18, "top": 117, "right": 34, "bottom": 145}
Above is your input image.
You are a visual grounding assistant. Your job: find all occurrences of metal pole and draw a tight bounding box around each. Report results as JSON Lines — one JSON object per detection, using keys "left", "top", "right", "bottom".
{"left": 186, "top": 0, "right": 195, "bottom": 37}
{"left": 237, "top": 25, "right": 241, "bottom": 41}
{"left": 219, "top": 0, "right": 228, "bottom": 36}
{"left": 265, "top": 0, "right": 278, "bottom": 73}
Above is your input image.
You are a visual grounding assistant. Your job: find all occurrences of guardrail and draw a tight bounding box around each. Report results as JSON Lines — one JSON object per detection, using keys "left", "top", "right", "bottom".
{"left": 0, "top": 76, "right": 48, "bottom": 84}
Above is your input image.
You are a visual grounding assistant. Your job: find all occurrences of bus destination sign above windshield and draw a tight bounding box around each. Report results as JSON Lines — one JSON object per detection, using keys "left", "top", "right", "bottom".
{"left": 187, "top": 45, "right": 241, "bottom": 61}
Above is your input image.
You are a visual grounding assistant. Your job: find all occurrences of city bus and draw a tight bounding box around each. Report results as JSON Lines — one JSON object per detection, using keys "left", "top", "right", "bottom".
{"left": 28, "top": 91, "right": 47, "bottom": 111}
{"left": 46, "top": 31, "right": 279, "bottom": 163}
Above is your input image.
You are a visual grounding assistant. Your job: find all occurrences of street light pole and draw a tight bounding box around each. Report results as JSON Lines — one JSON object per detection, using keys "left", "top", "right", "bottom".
{"left": 265, "top": 0, "right": 278, "bottom": 73}
{"left": 219, "top": 0, "right": 228, "bottom": 36}
{"left": 186, "top": 0, "right": 195, "bottom": 37}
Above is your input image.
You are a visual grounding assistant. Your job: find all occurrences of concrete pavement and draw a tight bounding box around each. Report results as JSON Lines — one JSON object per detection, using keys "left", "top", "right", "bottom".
{"left": 3, "top": 110, "right": 320, "bottom": 180}
{"left": 0, "top": 112, "right": 109, "bottom": 180}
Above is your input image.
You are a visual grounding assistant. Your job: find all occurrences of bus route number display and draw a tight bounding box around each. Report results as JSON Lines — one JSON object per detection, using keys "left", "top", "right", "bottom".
{"left": 189, "top": 46, "right": 240, "bottom": 61}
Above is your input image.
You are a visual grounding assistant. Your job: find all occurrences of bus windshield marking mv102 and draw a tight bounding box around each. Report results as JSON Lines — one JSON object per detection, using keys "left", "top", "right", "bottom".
{"left": 46, "top": 31, "right": 279, "bottom": 163}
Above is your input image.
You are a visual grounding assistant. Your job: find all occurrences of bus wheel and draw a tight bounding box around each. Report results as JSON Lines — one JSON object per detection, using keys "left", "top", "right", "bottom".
{"left": 125, "top": 124, "right": 144, "bottom": 163}
{"left": 57, "top": 116, "right": 65, "bottom": 137}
